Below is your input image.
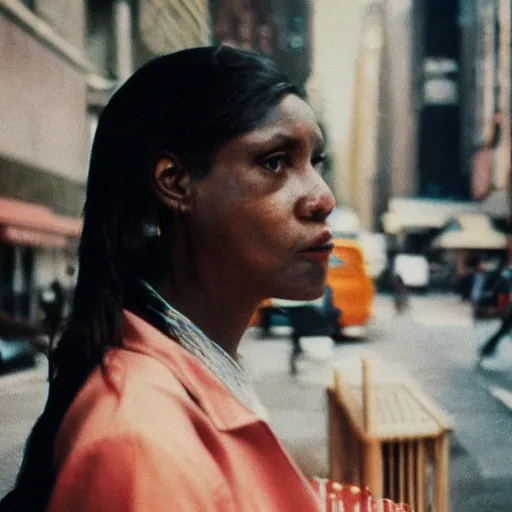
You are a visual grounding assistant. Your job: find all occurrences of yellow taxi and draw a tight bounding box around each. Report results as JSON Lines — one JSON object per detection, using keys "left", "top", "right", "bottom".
{"left": 328, "top": 238, "right": 374, "bottom": 328}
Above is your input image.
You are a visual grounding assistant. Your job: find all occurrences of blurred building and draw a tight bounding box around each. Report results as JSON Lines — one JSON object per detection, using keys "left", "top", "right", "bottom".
{"left": 304, "top": 0, "right": 511, "bottom": 286}
{"left": 379, "top": 0, "right": 511, "bottom": 281}
{"left": 375, "top": 0, "right": 465, "bottom": 234}
{"left": 345, "top": 0, "right": 512, "bottom": 235}
{"left": 0, "top": 1, "right": 90, "bottom": 320}
{"left": 306, "top": 0, "right": 374, "bottom": 205}
{"left": 0, "top": 0, "right": 209, "bottom": 322}
{"left": 461, "top": 0, "right": 510, "bottom": 204}
{"left": 210, "top": 0, "right": 312, "bottom": 90}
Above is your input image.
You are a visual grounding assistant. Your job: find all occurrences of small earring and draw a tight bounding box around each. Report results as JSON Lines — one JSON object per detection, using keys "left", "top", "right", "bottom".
{"left": 143, "top": 222, "right": 161, "bottom": 238}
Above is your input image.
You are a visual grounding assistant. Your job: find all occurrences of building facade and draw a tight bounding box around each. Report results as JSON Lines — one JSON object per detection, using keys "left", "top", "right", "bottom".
{"left": 378, "top": 0, "right": 510, "bottom": 236}
{"left": 460, "top": 0, "right": 510, "bottom": 203}
{"left": 0, "top": 1, "right": 91, "bottom": 320}
{"left": 0, "top": 0, "right": 210, "bottom": 322}
{"left": 306, "top": 0, "right": 371, "bottom": 207}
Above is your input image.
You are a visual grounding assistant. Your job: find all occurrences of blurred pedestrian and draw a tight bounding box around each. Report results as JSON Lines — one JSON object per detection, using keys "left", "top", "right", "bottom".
{"left": 478, "top": 262, "right": 512, "bottom": 363}
{"left": 39, "top": 280, "right": 65, "bottom": 340}
{"left": 392, "top": 273, "right": 409, "bottom": 314}
{"left": 470, "top": 260, "right": 487, "bottom": 305}
{"left": 470, "top": 258, "right": 501, "bottom": 319}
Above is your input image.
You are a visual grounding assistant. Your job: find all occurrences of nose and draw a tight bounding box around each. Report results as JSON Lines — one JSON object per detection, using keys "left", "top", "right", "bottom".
{"left": 295, "top": 173, "right": 336, "bottom": 223}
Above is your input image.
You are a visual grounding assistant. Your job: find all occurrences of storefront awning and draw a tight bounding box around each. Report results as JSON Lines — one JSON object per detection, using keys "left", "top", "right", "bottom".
{"left": 432, "top": 213, "right": 507, "bottom": 250}
{"left": 381, "top": 196, "right": 509, "bottom": 235}
{"left": 432, "top": 230, "right": 507, "bottom": 250}
{"left": 0, "top": 196, "right": 82, "bottom": 248}
{"left": 0, "top": 225, "right": 68, "bottom": 248}
{"left": 382, "top": 210, "right": 447, "bottom": 234}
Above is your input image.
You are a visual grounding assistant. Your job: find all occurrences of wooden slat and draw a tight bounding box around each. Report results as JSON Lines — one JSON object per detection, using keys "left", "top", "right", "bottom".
{"left": 416, "top": 441, "right": 425, "bottom": 512}
{"left": 363, "top": 441, "right": 383, "bottom": 499}
{"left": 435, "top": 434, "right": 450, "bottom": 512}
{"left": 327, "top": 390, "right": 342, "bottom": 482}
{"left": 387, "top": 443, "right": 395, "bottom": 499}
{"left": 344, "top": 383, "right": 451, "bottom": 440}
{"left": 398, "top": 442, "right": 405, "bottom": 504}
{"left": 407, "top": 441, "right": 415, "bottom": 511}
{"left": 362, "top": 359, "right": 375, "bottom": 434}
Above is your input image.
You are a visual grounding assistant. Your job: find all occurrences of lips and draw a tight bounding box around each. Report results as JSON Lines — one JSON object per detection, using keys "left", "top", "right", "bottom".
{"left": 298, "top": 233, "right": 334, "bottom": 262}
{"left": 301, "top": 243, "right": 334, "bottom": 253}
{"left": 300, "top": 232, "right": 333, "bottom": 253}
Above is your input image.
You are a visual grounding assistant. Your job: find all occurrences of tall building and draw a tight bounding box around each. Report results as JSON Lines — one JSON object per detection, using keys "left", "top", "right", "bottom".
{"left": 307, "top": 0, "right": 372, "bottom": 206}
{"left": 379, "top": 0, "right": 510, "bottom": 244}
{"left": 460, "top": 0, "right": 510, "bottom": 204}
{"left": 418, "top": 0, "right": 464, "bottom": 199}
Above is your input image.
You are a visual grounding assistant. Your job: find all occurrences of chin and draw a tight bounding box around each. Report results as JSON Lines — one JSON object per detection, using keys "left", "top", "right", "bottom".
{"left": 267, "top": 265, "right": 328, "bottom": 301}
{"left": 273, "top": 283, "right": 326, "bottom": 301}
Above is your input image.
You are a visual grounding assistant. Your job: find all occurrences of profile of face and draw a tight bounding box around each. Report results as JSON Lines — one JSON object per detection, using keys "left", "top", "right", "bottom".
{"left": 156, "top": 93, "right": 336, "bottom": 303}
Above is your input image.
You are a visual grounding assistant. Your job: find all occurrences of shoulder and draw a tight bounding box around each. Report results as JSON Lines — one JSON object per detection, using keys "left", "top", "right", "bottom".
{"left": 49, "top": 433, "right": 235, "bottom": 512}
{"left": 54, "top": 348, "right": 205, "bottom": 471}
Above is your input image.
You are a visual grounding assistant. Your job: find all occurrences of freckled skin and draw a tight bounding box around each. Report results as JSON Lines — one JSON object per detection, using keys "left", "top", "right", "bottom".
{"left": 189, "top": 94, "right": 336, "bottom": 302}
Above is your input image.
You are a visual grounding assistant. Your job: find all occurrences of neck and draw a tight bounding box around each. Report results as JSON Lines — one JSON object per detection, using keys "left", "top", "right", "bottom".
{"left": 150, "top": 274, "right": 259, "bottom": 359}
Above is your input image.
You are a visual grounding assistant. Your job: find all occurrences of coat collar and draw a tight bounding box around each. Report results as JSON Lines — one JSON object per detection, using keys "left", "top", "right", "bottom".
{"left": 122, "top": 310, "right": 262, "bottom": 432}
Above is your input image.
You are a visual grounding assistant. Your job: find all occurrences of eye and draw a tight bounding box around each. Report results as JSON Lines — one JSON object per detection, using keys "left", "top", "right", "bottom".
{"left": 311, "top": 153, "right": 326, "bottom": 173}
{"left": 261, "top": 154, "right": 287, "bottom": 173}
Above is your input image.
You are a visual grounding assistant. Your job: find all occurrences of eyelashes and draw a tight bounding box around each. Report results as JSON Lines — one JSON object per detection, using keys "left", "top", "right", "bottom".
{"left": 260, "top": 152, "right": 326, "bottom": 174}
{"left": 311, "top": 154, "right": 326, "bottom": 168}
{"left": 261, "top": 154, "right": 288, "bottom": 173}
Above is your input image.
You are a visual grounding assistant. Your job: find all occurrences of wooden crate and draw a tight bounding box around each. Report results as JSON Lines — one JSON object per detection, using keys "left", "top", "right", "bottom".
{"left": 328, "top": 360, "right": 453, "bottom": 512}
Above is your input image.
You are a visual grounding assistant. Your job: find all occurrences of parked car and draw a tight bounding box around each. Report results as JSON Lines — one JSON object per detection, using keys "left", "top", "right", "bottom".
{"left": 0, "top": 338, "right": 37, "bottom": 374}
{"left": 250, "top": 239, "right": 374, "bottom": 338}
{"left": 0, "top": 310, "right": 42, "bottom": 374}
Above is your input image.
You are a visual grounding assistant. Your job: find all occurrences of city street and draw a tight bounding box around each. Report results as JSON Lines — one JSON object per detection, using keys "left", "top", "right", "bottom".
{"left": 243, "top": 293, "right": 512, "bottom": 511}
{"left": 1, "top": 293, "right": 512, "bottom": 511}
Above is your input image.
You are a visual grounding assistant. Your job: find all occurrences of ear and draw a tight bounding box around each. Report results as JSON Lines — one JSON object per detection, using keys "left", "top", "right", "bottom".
{"left": 152, "top": 154, "right": 194, "bottom": 214}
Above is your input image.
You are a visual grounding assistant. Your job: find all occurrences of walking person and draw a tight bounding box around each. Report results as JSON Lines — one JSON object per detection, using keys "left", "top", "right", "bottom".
{"left": 1, "top": 47, "right": 407, "bottom": 512}
{"left": 39, "top": 280, "right": 65, "bottom": 341}
{"left": 392, "top": 273, "right": 409, "bottom": 314}
{"left": 478, "top": 262, "right": 512, "bottom": 364}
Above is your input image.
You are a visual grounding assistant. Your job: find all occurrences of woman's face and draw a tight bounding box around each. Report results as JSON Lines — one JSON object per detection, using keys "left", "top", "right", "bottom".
{"left": 190, "top": 94, "right": 336, "bottom": 301}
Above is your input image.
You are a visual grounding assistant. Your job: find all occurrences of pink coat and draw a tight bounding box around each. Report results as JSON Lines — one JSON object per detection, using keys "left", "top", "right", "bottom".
{"left": 48, "top": 310, "right": 322, "bottom": 511}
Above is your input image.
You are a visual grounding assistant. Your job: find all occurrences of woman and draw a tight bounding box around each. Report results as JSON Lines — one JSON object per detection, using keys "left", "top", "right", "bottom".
{"left": 1, "top": 47, "right": 406, "bottom": 512}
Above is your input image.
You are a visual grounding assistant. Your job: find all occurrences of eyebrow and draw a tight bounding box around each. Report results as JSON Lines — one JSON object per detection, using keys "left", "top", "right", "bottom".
{"left": 260, "top": 131, "right": 325, "bottom": 153}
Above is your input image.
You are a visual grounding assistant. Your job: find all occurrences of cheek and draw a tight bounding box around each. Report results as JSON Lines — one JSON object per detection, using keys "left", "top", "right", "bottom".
{"left": 194, "top": 167, "right": 298, "bottom": 263}
{"left": 240, "top": 202, "right": 291, "bottom": 249}
{"left": 229, "top": 198, "right": 300, "bottom": 280}
{"left": 230, "top": 182, "right": 302, "bottom": 260}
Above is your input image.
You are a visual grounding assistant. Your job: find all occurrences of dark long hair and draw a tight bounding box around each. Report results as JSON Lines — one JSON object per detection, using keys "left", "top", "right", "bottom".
{"left": 0, "top": 46, "right": 298, "bottom": 511}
